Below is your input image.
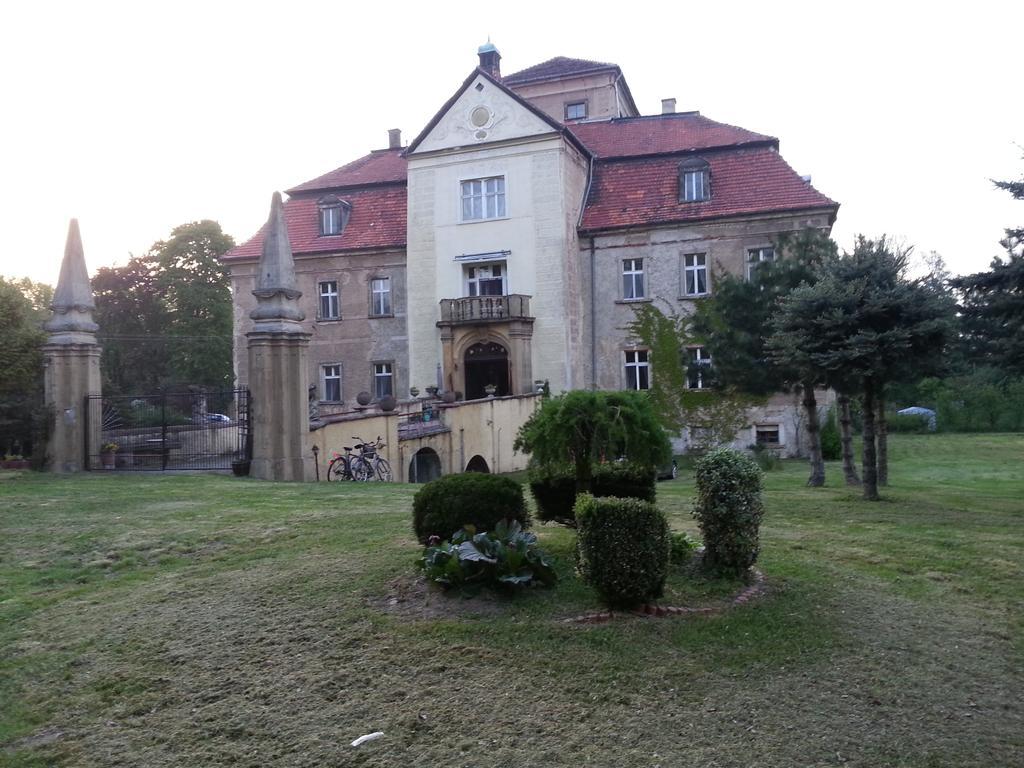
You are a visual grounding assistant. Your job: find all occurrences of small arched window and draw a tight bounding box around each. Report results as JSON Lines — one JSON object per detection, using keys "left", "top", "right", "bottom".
{"left": 679, "top": 157, "right": 710, "bottom": 203}
{"left": 317, "top": 195, "right": 351, "bottom": 236}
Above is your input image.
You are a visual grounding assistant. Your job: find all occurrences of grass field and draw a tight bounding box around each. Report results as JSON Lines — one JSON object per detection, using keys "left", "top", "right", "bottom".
{"left": 1, "top": 434, "right": 1022, "bottom": 767}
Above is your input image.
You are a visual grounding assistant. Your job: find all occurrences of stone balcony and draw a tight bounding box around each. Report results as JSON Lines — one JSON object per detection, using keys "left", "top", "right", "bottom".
{"left": 437, "top": 294, "right": 533, "bottom": 325}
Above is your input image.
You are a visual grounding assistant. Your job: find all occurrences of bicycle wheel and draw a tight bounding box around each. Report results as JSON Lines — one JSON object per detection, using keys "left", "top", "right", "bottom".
{"left": 327, "top": 457, "right": 347, "bottom": 481}
{"left": 350, "top": 457, "right": 373, "bottom": 482}
{"left": 374, "top": 458, "right": 393, "bottom": 482}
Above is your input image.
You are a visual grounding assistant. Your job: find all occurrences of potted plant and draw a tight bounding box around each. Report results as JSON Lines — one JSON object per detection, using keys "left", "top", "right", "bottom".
{"left": 425, "top": 385, "right": 439, "bottom": 398}
{"left": 409, "top": 386, "right": 420, "bottom": 398}
{"left": 100, "top": 442, "right": 118, "bottom": 470}
{"left": 484, "top": 383, "right": 498, "bottom": 397}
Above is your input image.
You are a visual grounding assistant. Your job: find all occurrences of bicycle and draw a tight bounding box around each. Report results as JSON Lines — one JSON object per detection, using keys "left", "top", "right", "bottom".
{"left": 326, "top": 444, "right": 373, "bottom": 482}
{"left": 352, "top": 435, "right": 393, "bottom": 482}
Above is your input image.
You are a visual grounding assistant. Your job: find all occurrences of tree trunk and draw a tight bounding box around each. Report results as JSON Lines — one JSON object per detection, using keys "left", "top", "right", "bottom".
{"left": 801, "top": 380, "right": 825, "bottom": 487}
{"left": 862, "top": 378, "right": 880, "bottom": 501}
{"left": 838, "top": 393, "right": 861, "bottom": 486}
{"left": 877, "top": 390, "right": 888, "bottom": 487}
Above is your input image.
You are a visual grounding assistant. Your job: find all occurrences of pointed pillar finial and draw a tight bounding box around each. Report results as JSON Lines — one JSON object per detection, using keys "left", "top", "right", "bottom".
{"left": 250, "top": 192, "right": 305, "bottom": 328}
{"left": 45, "top": 218, "right": 98, "bottom": 344}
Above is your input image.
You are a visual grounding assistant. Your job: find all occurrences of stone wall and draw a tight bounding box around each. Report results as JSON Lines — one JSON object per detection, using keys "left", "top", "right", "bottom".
{"left": 310, "top": 393, "right": 540, "bottom": 481}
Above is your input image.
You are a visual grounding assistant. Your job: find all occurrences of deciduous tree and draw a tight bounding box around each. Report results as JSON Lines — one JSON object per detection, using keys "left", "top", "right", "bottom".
{"left": 693, "top": 228, "right": 837, "bottom": 486}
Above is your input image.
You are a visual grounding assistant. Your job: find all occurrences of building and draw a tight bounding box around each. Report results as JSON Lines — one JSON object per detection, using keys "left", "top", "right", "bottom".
{"left": 223, "top": 45, "right": 838, "bottom": 456}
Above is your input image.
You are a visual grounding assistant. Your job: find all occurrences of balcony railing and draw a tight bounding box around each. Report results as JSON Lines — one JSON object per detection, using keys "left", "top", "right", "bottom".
{"left": 438, "top": 294, "right": 533, "bottom": 324}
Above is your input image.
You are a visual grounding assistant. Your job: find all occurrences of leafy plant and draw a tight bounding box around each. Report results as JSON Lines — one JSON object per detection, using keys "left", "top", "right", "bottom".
{"left": 748, "top": 443, "right": 781, "bottom": 471}
{"left": 693, "top": 449, "right": 765, "bottom": 578}
{"left": 574, "top": 494, "right": 670, "bottom": 608}
{"left": 417, "top": 520, "right": 557, "bottom": 592}
{"left": 668, "top": 531, "right": 700, "bottom": 566}
{"left": 412, "top": 473, "right": 530, "bottom": 544}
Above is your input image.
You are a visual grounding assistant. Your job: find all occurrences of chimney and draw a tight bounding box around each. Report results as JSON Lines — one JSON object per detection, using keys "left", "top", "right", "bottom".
{"left": 477, "top": 40, "right": 501, "bottom": 79}
{"left": 661, "top": 98, "right": 677, "bottom": 115}
{"left": 388, "top": 128, "right": 401, "bottom": 150}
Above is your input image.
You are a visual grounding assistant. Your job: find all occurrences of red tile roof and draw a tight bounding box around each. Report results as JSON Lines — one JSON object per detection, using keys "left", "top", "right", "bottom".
{"left": 569, "top": 113, "right": 775, "bottom": 159}
{"left": 579, "top": 147, "right": 838, "bottom": 233}
{"left": 503, "top": 56, "right": 620, "bottom": 85}
{"left": 286, "top": 148, "right": 407, "bottom": 194}
{"left": 223, "top": 186, "right": 407, "bottom": 262}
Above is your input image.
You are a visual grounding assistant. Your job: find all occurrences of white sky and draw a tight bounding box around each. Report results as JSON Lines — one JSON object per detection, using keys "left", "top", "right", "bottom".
{"left": 1, "top": 0, "right": 1021, "bottom": 286}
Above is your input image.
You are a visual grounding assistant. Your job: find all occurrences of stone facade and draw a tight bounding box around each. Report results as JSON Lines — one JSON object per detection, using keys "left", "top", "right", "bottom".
{"left": 223, "top": 45, "right": 839, "bottom": 460}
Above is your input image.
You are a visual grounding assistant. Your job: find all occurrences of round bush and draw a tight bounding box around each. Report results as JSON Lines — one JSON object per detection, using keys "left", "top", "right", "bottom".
{"left": 692, "top": 449, "right": 764, "bottom": 577}
{"left": 574, "top": 494, "right": 670, "bottom": 608}
{"left": 529, "top": 462, "right": 657, "bottom": 525}
{"left": 412, "top": 473, "right": 530, "bottom": 544}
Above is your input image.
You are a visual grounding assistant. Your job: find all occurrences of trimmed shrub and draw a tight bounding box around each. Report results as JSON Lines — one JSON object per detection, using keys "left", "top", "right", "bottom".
{"left": 575, "top": 494, "right": 670, "bottom": 608}
{"left": 417, "top": 519, "right": 557, "bottom": 592}
{"left": 693, "top": 449, "right": 764, "bottom": 577}
{"left": 529, "top": 462, "right": 657, "bottom": 525}
{"left": 527, "top": 464, "right": 577, "bottom": 524}
{"left": 412, "top": 473, "right": 530, "bottom": 544}
{"left": 820, "top": 408, "right": 841, "bottom": 461}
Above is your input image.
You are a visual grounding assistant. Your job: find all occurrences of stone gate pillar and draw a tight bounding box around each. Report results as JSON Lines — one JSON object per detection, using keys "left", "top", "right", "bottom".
{"left": 43, "top": 220, "right": 101, "bottom": 472}
{"left": 246, "top": 192, "right": 313, "bottom": 481}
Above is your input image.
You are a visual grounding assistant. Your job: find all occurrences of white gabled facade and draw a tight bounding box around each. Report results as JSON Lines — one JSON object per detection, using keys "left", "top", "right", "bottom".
{"left": 405, "top": 69, "right": 590, "bottom": 397}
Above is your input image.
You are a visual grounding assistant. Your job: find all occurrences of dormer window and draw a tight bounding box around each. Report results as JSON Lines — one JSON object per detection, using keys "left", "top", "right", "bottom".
{"left": 318, "top": 196, "right": 351, "bottom": 236}
{"left": 679, "top": 157, "right": 710, "bottom": 202}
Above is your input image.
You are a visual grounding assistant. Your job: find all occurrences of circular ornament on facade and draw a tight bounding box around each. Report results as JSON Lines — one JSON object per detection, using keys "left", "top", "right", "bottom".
{"left": 470, "top": 106, "right": 491, "bottom": 127}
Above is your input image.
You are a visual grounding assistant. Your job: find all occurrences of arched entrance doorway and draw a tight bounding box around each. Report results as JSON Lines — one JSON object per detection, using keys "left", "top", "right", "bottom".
{"left": 464, "top": 341, "right": 510, "bottom": 400}
{"left": 409, "top": 447, "right": 441, "bottom": 483}
{"left": 465, "top": 455, "right": 490, "bottom": 473}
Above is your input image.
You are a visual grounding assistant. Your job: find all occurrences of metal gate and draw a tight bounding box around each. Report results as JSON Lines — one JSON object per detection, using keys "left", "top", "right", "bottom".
{"left": 84, "top": 389, "right": 251, "bottom": 471}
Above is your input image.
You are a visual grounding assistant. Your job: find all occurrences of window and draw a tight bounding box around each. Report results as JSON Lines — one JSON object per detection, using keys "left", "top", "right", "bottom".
{"left": 373, "top": 362, "right": 394, "bottom": 399}
{"left": 370, "top": 277, "right": 392, "bottom": 316}
{"left": 321, "top": 364, "right": 342, "bottom": 402}
{"left": 755, "top": 425, "right": 781, "bottom": 446}
{"left": 318, "top": 196, "right": 351, "bottom": 236}
{"left": 565, "top": 101, "right": 587, "bottom": 120}
{"left": 683, "top": 253, "right": 709, "bottom": 296}
{"left": 461, "top": 176, "right": 506, "bottom": 221}
{"left": 624, "top": 349, "right": 650, "bottom": 390}
{"left": 318, "top": 280, "right": 339, "bottom": 320}
{"left": 622, "top": 258, "right": 645, "bottom": 300}
{"left": 465, "top": 263, "right": 506, "bottom": 296}
{"left": 679, "top": 157, "right": 710, "bottom": 202}
{"left": 686, "top": 346, "right": 712, "bottom": 390}
{"left": 746, "top": 247, "right": 776, "bottom": 280}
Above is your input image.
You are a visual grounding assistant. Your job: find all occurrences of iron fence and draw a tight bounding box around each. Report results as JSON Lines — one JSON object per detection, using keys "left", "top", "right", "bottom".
{"left": 84, "top": 389, "right": 250, "bottom": 471}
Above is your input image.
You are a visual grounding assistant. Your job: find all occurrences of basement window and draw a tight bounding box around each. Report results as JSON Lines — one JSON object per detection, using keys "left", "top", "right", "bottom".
{"left": 755, "top": 425, "right": 781, "bottom": 446}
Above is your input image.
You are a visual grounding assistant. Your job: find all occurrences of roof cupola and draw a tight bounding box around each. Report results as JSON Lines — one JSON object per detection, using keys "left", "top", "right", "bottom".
{"left": 477, "top": 40, "right": 501, "bottom": 79}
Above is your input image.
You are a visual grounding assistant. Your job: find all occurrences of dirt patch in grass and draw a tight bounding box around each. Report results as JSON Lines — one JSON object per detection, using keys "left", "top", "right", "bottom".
{"left": 368, "top": 574, "right": 512, "bottom": 620}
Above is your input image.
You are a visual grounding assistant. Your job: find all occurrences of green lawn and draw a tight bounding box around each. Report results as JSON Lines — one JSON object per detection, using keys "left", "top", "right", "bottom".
{"left": 1, "top": 434, "right": 1022, "bottom": 767}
